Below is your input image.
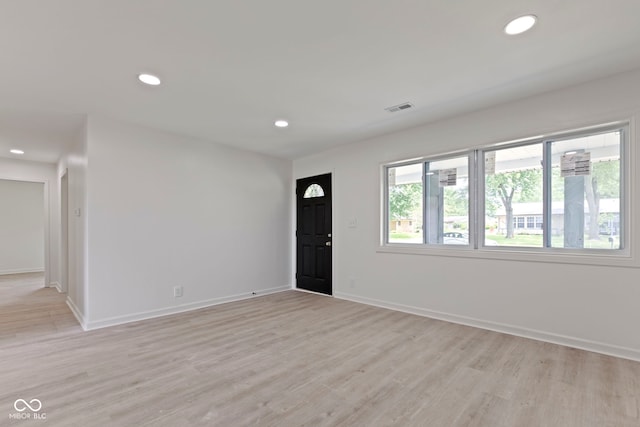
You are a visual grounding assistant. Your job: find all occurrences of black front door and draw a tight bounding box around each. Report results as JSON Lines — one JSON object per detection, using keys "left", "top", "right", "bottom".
{"left": 296, "top": 174, "right": 332, "bottom": 295}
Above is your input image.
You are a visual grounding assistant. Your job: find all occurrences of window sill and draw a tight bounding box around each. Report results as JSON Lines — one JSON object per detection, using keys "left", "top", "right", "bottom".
{"left": 377, "top": 244, "right": 638, "bottom": 268}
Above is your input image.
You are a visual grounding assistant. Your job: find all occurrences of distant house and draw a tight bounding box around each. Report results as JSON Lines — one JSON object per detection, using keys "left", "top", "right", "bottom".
{"left": 389, "top": 219, "right": 417, "bottom": 233}
{"left": 493, "top": 198, "right": 620, "bottom": 236}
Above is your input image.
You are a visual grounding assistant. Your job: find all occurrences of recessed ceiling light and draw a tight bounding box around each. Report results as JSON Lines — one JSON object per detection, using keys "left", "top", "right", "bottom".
{"left": 10, "top": 149, "right": 24, "bottom": 155}
{"left": 504, "top": 15, "right": 537, "bottom": 35}
{"left": 138, "top": 73, "right": 161, "bottom": 86}
{"left": 274, "top": 120, "right": 289, "bottom": 128}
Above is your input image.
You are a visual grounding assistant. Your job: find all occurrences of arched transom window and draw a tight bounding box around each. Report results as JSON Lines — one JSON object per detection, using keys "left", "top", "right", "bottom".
{"left": 303, "top": 183, "right": 325, "bottom": 198}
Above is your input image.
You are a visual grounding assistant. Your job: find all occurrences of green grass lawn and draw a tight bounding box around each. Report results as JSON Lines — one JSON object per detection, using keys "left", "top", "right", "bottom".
{"left": 485, "top": 234, "right": 542, "bottom": 247}
{"left": 389, "top": 231, "right": 423, "bottom": 243}
{"left": 391, "top": 231, "right": 619, "bottom": 249}
{"left": 487, "top": 234, "right": 618, "bottom": 249}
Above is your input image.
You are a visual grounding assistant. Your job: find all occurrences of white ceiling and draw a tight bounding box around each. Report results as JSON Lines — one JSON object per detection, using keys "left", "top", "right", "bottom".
{"left": 2, "top": 0, "right": 640, "bottom": 164}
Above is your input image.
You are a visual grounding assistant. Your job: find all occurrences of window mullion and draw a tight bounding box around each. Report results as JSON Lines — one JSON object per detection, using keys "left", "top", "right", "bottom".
{"left": 472, "top": 150, "right": 481, "bottom": 249}
{"left": 619, "top": 127, "right": 626, "bottom": 250}
{"left": 422, "top": 162, "right": 428, "bottom": 245}
{"left": 543, "top": 140, "right": 551, "bottom": 248}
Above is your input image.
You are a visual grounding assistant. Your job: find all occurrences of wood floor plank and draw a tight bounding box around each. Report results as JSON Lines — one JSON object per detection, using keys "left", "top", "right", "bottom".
{"left": 1, "top": 272, "right": 639, "bottom": 426}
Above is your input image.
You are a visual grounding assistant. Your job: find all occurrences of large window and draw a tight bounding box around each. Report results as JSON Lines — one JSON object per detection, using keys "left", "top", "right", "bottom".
{"left": 387, "top": 155, "right": 470, "bottom": 245}
{"left": 387, "top": 163, "right": 423, "bottom": 243}
{"left": 549, "top": 131, "right": 621, "bottom": 249}
{"left": 384, "top": 123, "right": 627, "bottom": 254}
{"left": 484, "top": 144, "right": 543, "bottom": 248}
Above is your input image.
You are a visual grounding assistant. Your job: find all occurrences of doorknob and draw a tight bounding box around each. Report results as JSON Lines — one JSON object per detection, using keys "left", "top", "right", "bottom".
{"left": 325, "top": 241, "right": 332, "bottom": 246}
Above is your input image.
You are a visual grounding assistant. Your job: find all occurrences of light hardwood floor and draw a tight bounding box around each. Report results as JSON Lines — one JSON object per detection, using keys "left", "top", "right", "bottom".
{"left": 1, "top": 273, "right": 639, "bottom": 426}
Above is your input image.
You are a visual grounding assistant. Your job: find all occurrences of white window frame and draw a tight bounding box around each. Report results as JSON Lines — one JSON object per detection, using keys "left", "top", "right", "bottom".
{"left": 383, "top": 152, "right": 475, "bottom": 248}
{"left": 379, "top": 121, "right": 634, "bottom": 267}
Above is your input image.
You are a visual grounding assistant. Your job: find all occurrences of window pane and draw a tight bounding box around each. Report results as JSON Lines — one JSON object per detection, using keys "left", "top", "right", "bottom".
{"left": 526, "top": 216, "right": 534, "bottom": 228}
{"left": 426, "top": 156, "right": 469, "bottom": 245}
{"left": 484, "top": 144, "right": 543, "bottom": 247}
{"left": 303, "top": 183, "right": 325, "bottom": 198}
{"left": 388, "top": 163, "right": 423, "bottom": 243}
{"left": 550, "top": 131, "right": 621, "bottom": 249}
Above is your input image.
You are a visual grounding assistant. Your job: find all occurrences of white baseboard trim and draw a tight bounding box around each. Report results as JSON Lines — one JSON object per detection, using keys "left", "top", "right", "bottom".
{"left": 50, "top": 281, "right": 62, "bottom": 293}
{"left": 334, "top": 291, "right": 640, "bottom": 363}
{"left": 66, "top": 297, "right": 88, "bottom": 330}
{"left": 0, "top": 268, "right": 45, "bottom": 276}
{"left": 85, "top": 285, "right": 291, "bottom": 331}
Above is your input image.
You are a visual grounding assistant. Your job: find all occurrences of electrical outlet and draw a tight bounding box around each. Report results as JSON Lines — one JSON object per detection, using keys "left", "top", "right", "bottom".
{"left": 173, "top": 286, "right": 183, "bottom": 298}
{"left": 350, "top": 278, "right": 356, "bottom": 288}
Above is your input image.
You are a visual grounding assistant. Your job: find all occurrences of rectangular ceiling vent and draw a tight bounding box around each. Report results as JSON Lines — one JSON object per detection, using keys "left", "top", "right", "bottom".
{"left": 385, "top": 102, "right": 414, "bottom": 113}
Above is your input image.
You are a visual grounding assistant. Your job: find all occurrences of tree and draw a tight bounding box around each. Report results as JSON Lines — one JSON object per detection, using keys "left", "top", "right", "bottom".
{"left": 553, "top": 160, "right": 619, "bottom": 240}
{"left": 389, "top": 183, "right": 421, "bottom": 220}
{"left": 486, "top": 169, "right": 541, "bottom": 238}
{"left": 443, "top": 187, "right": 468, "bottom": 217}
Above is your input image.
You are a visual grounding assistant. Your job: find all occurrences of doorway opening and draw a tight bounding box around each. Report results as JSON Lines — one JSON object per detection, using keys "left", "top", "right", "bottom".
{"left": 0, "top": 179, "right": 46, "bottom": 286}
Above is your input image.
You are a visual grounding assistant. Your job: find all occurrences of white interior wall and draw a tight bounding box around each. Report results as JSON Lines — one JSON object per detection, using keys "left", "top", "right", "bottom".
{"left": 293, "top": 68, "right": 640, "bottom": 361}
{"left": 84, "top": 116, "right": 291, "bottom": 328}
{"left": 57, "top": 122, "right": 89, "bottom": 325}
{"left": 0, "top": 179, "right": 45, "bottom": 274}
{"left": 0, "top": 157, "right": 57, "bottom": 286}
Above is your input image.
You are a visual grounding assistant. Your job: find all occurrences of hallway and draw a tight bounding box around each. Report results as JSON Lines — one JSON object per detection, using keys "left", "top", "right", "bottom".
{"left": 0, "top": 272, "right": 79, "bottom": 341}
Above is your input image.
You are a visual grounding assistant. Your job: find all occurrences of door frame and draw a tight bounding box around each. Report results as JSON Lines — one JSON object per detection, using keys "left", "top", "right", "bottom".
{"left": 60, "top": 170, "right": 69, "bottom": 293}
{"left": 294, "top": 172, "right": 334, "bottom": 296}
{"left": 0, "top": 175, "right": 51, "bottom": 287}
